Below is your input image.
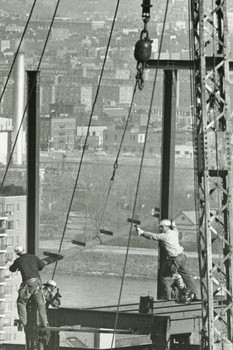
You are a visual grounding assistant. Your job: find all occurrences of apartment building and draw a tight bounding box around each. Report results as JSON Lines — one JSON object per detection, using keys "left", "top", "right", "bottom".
{"left": 0, "top": 210, "right": 7, "bottom": 343}
{"left": 0, "top": 195, "right": 26, "bottom": 344}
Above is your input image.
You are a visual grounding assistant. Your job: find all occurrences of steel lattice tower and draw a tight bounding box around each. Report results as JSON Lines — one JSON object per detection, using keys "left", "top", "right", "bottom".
{"left": 191, "top": 0, "right": 233, "bottom": 348}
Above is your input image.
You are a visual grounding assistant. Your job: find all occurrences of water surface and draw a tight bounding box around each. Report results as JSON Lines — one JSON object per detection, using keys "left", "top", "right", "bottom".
{"left": 41, "top": 272, "right": 157, "bottom": 308}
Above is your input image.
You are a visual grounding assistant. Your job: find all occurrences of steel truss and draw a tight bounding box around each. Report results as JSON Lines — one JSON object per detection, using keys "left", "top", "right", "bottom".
{"left": 191, "top": 0, "right": 233, "bottom": 348}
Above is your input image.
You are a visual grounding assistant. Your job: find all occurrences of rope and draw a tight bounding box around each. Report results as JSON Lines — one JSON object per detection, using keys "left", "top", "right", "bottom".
{"left": 92, "top": 81, "right": 138, "bottom": 243}
{"left": 0, "top": 0, "right": 61, "bottom": 194}
{"left": 110, "top": 1, "right": 170, "bottom": 348}
{"left": 52, "top": 0, "right": 121, "bottom": 279}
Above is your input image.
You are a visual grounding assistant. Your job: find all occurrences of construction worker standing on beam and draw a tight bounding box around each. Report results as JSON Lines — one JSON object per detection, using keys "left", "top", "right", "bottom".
{"left": 136, "top": 219, "right": 200, "bottom": 301}
{"left": 9, "top": 245, "right": 48, "bottom": 328}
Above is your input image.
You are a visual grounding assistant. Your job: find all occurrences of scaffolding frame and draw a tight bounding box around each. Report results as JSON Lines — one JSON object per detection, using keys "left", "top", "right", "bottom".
{"left": 191, "top": 0, "right": 233, "bottom": 348}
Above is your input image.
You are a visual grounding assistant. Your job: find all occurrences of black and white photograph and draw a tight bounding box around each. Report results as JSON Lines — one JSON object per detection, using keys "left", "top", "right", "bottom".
{"left": 0, "top": 0, "right": 233, "bottom": 349}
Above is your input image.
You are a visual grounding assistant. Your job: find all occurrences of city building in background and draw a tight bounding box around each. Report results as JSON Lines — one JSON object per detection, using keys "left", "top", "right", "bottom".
{"left": 0, "top": 194, "right": 26, "bottom": 344}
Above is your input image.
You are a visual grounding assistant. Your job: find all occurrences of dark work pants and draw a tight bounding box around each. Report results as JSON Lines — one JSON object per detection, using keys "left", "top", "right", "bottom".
{"left": 160, "top": 254, "right": 200, "bottom": 300}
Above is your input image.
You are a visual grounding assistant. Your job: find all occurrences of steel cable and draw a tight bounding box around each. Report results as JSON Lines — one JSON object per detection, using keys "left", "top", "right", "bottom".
{"left": 92, "top": 81, "right": 138, "bottom": 243}
{"left": 109, "top": 1, "right": 170, "bottom": 348}
{"left": 52, "top": 0, "right": 121, "bottom": 278}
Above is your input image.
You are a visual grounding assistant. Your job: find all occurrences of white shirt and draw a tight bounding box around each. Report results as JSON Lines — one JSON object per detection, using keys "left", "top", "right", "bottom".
{"left": 142, "top": 228, "right": 184, "bottom": 257}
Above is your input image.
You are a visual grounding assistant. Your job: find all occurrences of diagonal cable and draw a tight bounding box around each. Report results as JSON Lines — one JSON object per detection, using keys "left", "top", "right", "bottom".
{"left": 92, "top": 81, "right": 138, "bottom": 243}
{"left": 52, "top": 0, "right": 121, "bottom": 278}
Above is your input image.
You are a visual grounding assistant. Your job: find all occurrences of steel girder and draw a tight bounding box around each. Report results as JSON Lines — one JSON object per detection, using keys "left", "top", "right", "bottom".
{"left": 191, "top": 0, "right": 233, "bottom": 348}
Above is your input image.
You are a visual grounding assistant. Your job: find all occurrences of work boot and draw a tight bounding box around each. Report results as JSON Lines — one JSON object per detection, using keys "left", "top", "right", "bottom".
{"left": 191, "top": 294, "right": 201, "bottom": 302}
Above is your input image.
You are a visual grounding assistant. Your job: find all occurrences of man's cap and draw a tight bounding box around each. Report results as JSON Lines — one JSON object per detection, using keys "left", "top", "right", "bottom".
{"left": 159, "top": 219, "right": 172, "bottom": 227}
{"left": 14, "top": 245, "right": 25, "bottom": 254}
{"left": 43, "top": 279, "right": 57, "bottom": 288}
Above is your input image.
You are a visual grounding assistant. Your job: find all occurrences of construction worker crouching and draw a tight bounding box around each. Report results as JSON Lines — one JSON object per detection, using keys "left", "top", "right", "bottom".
{"left": 9, "top": 245, "right": 48, "bottom": 328}
{"left": 42, "top": 279, "right": 62, "bottom": 309}
{"left": 136, "top": 219, "right": 201, "bottom": 301}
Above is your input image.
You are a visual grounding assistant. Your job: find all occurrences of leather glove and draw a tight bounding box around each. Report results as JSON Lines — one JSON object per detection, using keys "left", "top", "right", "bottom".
{"left": 135, "top": 225, "right": 144, "bottom": 236}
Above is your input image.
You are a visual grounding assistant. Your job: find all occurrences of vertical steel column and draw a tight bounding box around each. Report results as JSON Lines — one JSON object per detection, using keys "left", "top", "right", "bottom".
{"left": 46, "top": 312, "right": 60, "bottom": 350}
{"left": 157, "top": 70, "right": 177, "bottom": 299}
{"left": 25, "top": 298, "right": 40, "bottom": 350}
{"left": 151, "top": 316, "right": 170, "bottom": 350}
{"left": 27, "top": 71, "right": 40, "bottom": 255}
{"left": 46, "top": 331, "right": 59, "bottom": 350}
{"left": 26, "top": 71, "right": 42, "bottom": 350}
{"left": 191, "top": 0, "right": 233, "bottom": 348}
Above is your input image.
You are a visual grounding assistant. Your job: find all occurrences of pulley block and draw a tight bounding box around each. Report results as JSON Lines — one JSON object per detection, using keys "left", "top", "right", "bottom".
{"left": 134, "top": 30, "right": 152, "bottom": 63}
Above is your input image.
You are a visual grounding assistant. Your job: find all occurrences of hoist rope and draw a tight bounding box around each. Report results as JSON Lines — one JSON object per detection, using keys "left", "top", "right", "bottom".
{"left": 52, "top": 0, "right": 121, "bottom": 278}
{"left": 93, "top": 81, "right": 138, "bottom": 243}
{"left": 110, "top": 1, "right": 170, "bottom": 348}
{"left": 0, "top": 0, "right": 61, "bottom": 194}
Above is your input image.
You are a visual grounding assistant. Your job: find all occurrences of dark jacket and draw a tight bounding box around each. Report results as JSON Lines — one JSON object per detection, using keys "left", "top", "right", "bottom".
{"left": 9, "top": 253, "right": 46, "bottom": 282}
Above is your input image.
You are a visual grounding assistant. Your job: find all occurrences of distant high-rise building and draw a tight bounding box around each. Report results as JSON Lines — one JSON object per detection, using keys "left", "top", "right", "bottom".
{"left": 80, "top": 85, "right": 92, "bottom": 112}
{"left": 12, "top": 52, "right": 25, "bottom": 166}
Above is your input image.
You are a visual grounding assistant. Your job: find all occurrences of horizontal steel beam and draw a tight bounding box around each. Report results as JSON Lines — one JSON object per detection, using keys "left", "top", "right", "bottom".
{"left": 48, "top": 305, "right": 203, "bottom": 335}
{"left": 59, "top": 346, "right": 154, "bottom": 350}
{"left": 43, "top": 326, "right": 134, "bottom": 334}
{"left": 1, "top": 344, "right": 200, "bottom": 350}
{"left": 146, "top": 57, "right": 233, "bottom": 70}
{"left": 48, "top": 308, "right": 154, "bottom": 334}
